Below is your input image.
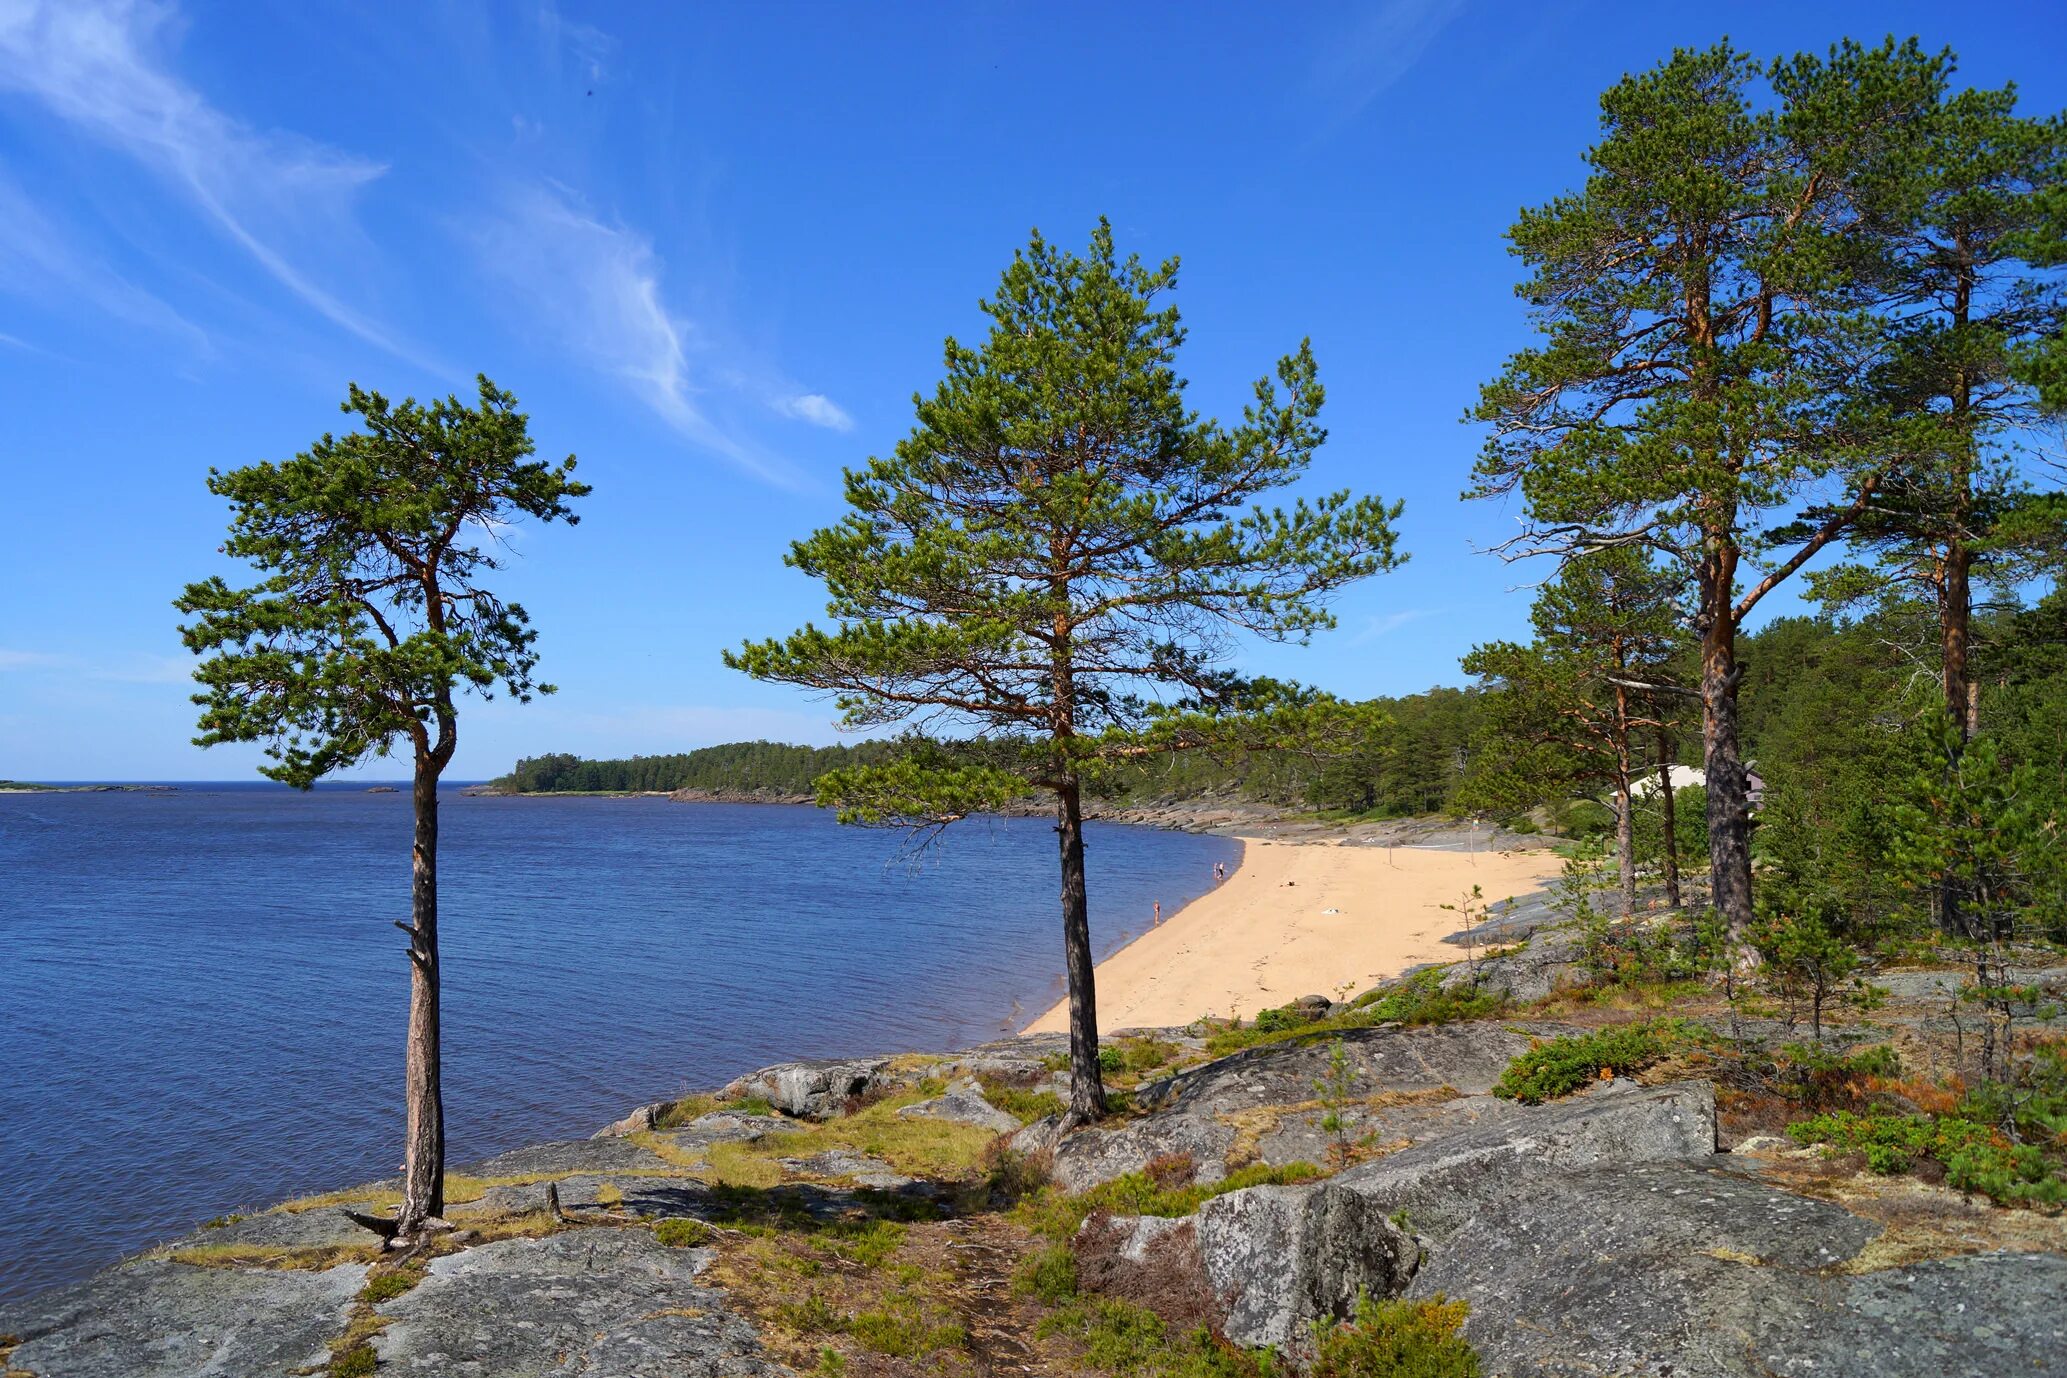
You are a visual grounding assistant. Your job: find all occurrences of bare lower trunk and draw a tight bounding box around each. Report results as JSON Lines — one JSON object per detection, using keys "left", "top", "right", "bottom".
{"left": 1614, "top": 774, "right": 1637, "bottom": 918}
{"left": 1938, "top": 542, "right": 1975, "bottom": 936}
{"left": 1698, "top": 548, "right": 1754, "bottom": 953}
{"left": 397, "top": 756, "right": 446, "bottom": 1237}
{"left": 1657, "top": 732, "right": 1681, "bottom": 909}
{"left": 1612, "top": 683, "right": 1636, "bottom": 917}
{"left": 1056, "top": 778, "right": 1106, "bottom": 1125}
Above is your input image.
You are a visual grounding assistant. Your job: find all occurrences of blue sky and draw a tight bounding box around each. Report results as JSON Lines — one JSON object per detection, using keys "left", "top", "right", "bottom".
{"left": 2, "top": 1, "right": 2063, "bottom": 781}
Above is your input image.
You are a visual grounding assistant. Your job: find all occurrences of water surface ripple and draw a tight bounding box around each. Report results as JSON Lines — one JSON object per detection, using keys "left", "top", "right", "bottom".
{"left": 0, "top": 785, "right": 1237, "bottom": 1303}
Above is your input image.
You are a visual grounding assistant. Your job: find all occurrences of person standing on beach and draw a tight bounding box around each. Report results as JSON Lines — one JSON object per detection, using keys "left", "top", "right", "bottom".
{"left": 1154, "top": 900, "right": 1162, "bottom": 926}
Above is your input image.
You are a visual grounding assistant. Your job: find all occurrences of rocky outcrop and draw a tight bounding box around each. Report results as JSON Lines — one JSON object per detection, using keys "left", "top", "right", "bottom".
{"left": 373, "top": 1228, "right": 778, "bottom": 1377}
{"left": 1081, "top": 1184, "right": 1423, "bottom": 1351}
{"left": 1329, "top": 1079, "right": 1716, "bottom": 1238}
{"left": 1048, "top": 1022, "right": 1561, "bottom": 1192}
{"left": 1081, "top": 1079, "right": 1719, "bottom": 1352}
{"left": 1438, "top": 921, "right": 1590, "bottom": 1004}
{"left": 719, "top": 1055, "right": 901, "bottom": 1119}
{"left": 897, "top": 1080, "right": 1021, "bottom": 1134}
{"left": 0, "top": 1257, "right": 367, "bottom": 1378}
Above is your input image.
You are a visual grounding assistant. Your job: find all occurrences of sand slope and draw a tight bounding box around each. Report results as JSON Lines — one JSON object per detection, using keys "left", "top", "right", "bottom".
{"left": 1023, "top": 836, "right": 1562, "bottom": 1033}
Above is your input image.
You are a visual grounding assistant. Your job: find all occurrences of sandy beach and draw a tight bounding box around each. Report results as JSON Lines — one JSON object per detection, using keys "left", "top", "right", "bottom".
{"left": 1023, "top": 835, "right": 1563, "bottom": 1033}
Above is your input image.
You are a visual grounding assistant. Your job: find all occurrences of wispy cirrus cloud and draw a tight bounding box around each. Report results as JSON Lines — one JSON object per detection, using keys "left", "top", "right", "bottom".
{"left": 1310, "top": 0, "right": 1466, "bottom": 123}
{"left": 475, "top": 180, "right": 844, "bottom": 488}
{"left": 0, "top": 166, "right": 209, "bottom": 350}
{"left": 0, "top": 0, "right": 426, "bottom": 365}
{"left": 775, "top": 392, "right": 855, "bottom": 433}
{"left": 0, "top": 648, "right": 192, "bottom": 683}
{"left": 1350, "top": 608, "right": 1441, "bottom": 645}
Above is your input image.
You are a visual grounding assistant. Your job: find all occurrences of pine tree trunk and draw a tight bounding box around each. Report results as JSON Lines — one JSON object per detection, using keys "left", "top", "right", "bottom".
{"left": 1615, "top": 775, "right": 1638, "bottom": 918}
{"left": 1698, "top": 550, "right": 1755, "bottom": 953}
{"left": 1055, "top": 777, "right": 1106, "bottom": 1125}
{"left": 1612, "top": 683, "right": 1636, "bottom": 916}
{"left": 397, "top": 754, "right": 446, "bottom": 1236}
{"left": 1938, "top": 241, "right": 1978, "bottom": 937}
{"left": 1657, "top": 731, "right": 1682, "bottom": 909}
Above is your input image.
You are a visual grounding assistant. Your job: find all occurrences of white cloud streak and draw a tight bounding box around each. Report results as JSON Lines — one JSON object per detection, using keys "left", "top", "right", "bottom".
{"left": 0, "top": 165, "right": 209, "bottom": 349}
{"left": 0, "top": 0, "right": 424, "bottom": 364}
{"left": 776, "top": 392, "right": 855, "bottom": 432}
{"left": 1350, "top": 608, "right": 1440, "bottom": 645}
{"left": 1311, "top": 0, "right": 1466, "bottom": 122}
{"left": 475, "top": 181, "right": 826, "bottom": 489}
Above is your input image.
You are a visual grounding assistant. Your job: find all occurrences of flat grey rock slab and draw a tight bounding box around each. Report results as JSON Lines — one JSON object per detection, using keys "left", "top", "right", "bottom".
{"left": 778, "top": 1148, "right": 914, "bottom": 1189}
{"left": 1252, "top": 1090, "right": 1528, "bottom": 1168}
{"left": 897, "top": 1081, "right": 1021, "bottom": 1135}
{"left": 1139, "top": 1021, "right": 1568, "bottom": 1119}
{"left": 658, "top": 1112, "right": 795, "bottom": 1152}
{"left": 166, "top": 1204, "right": 379, "bottom": 1252}
{"left": 1777, "top": 1251, "right": 2067, "bottom": 1377}
{"left": 373, "top": 1227, "right": 779, "bottom": 1377}
{"left": 0, "top": 1257, "right": 365, "bottom": 1378}
{"left": 1407, "top": 1159, "right": 1887, "bottom": 1376}
{"left": 456, "top": 1137, "right": 676, "bottom": 1177}
{"left": 1335, "top": 1080, "right": 1718, "bottom": 1239}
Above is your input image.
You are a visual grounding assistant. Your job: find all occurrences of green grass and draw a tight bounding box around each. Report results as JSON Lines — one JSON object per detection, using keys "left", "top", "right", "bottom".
{"left": 654, "top": 1217, "right": 716, "bottom": 1247}
{"left": 356, "top": 1265, "right": 426, "bottom": 1304}
{"left": 1205, "top": 969, "right": 1506, "bottom": 1059}
{"left": 1013, "top": 1162, "right": 1323, "bottom": 1243}
{"left": 1310, "top": 1293, "right": 1479, "bottom": 1378}
{"left": 1014, "top": 1242, "right": 1080, "bottom": 1301}
{"left": 1491, "top": 1019, "right": 1698, "bottom": 1105}
{"left": 977, "top": 1073, "right": 1066, "bottom": 1124}
{"left": 1037, "top": 1298, "right": 1275, "bottom": 1378}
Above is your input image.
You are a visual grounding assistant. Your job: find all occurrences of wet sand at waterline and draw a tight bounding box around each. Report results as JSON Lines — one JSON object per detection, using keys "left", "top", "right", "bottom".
{"left": 1022, "top": 837, "right": 1563, "bottom": 1033}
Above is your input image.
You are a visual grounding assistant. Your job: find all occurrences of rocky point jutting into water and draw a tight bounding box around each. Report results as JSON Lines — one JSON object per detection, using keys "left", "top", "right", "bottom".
{"left": 5, "top": 906, "right": 2063, "bottom": 1378}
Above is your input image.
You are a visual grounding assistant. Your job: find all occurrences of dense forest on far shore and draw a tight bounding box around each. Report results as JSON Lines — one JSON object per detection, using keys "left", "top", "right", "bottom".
{"left": 494, "top": 606, "right": 2066, "bottom": 842}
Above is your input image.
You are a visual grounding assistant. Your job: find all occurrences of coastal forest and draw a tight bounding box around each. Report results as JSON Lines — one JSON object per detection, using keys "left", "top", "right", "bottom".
{"left": 97, "top": 32, "right": 2067, "bottom": 1378}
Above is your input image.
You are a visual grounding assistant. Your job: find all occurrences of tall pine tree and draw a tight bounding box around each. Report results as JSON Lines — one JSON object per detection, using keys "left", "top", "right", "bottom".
{"left": 730, "top": 224, "right": 1402, "bottom": 1122}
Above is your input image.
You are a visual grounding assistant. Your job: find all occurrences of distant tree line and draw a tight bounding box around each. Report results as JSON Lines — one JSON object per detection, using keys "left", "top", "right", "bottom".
{"left": 493, "top": 740, "right": 905, "bottom": 795}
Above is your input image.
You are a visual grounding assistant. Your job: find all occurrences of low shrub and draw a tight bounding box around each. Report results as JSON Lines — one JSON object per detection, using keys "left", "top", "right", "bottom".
{"left": 1015, "top": 1242, "right": 1079, "bottom": 1302}
{"left": 1014, "top": 1162, "right": 1322, "bottom": 1243}
{"left": 1037, "top": 1298, "right": 1274, "bottom": 1378}
{"left": 653, "top": 1217, "right": 715, "bottom": 1248}
{"left": 329, "top": 1344, "right": 377, "bottom": 1378}
{"left": 1311, "top": 1292, "right": 1479, "bottom": 1378}
{"left": 1492, "top": 1020, "right": 1695, "bottom": 1104}
{"left": 357, "top": 1266, "right": 424, "bottom": 1304}
{"left": 977, "top": 1073, "right": 1066, "bottom": 1124}
{"left": 1784, "top": 1109, "right": 2059, "bottom": 1202}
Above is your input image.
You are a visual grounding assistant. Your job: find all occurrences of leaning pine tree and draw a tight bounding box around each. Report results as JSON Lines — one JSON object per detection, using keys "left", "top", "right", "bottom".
{"left": 728, "top": 223, "right": 1403, "bottom": 1124}
{"left": 176, "top": 376, "right": 588, "bottom": 1244}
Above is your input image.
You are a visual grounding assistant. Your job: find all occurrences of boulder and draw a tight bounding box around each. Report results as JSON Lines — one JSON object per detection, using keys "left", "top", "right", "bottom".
{"left": 1440, "top": 923, "right": 1590, "bottom": 1005}
{"left": 897, "top": 1080, "right": 1021, "bottom": 1135}
{"left": 1333, "top": 1080, "right": 1717, "bottom": 1239}
{"left": 1079, "top": 1182, "right": 1421, "bottom": 1352}
{"left": 720, "top": 1055, "right": 899, "bottom": 1120}
{"left": 0, "top": 1258, "right": 366, "bottom": 1378}
{"left": 1050, "top": 1112, "right": 1239, "bottom": 1193}
{"left": 594, "top": 1098, "right": 677, "bottom": 1138}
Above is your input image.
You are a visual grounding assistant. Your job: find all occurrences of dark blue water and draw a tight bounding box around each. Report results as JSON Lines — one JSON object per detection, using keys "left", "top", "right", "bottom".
{"left": 0, "top": 785, "right": 1236, "bottom": 1303}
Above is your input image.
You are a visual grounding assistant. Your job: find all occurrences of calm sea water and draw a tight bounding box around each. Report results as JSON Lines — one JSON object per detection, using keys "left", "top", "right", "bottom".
{"left": 0, "top": 785, "right": 1236, "bottom": 1304}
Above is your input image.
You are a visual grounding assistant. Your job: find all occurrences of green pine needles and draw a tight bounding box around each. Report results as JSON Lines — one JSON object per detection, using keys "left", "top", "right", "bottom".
{"left": 729, "top": 221, "right": 1404, "bottom": 1120}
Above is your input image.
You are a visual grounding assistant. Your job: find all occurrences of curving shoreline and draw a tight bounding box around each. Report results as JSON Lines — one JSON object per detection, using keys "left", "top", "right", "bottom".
{"left": 1023, "top": 834, "right": 1564, "bottom": 1033}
